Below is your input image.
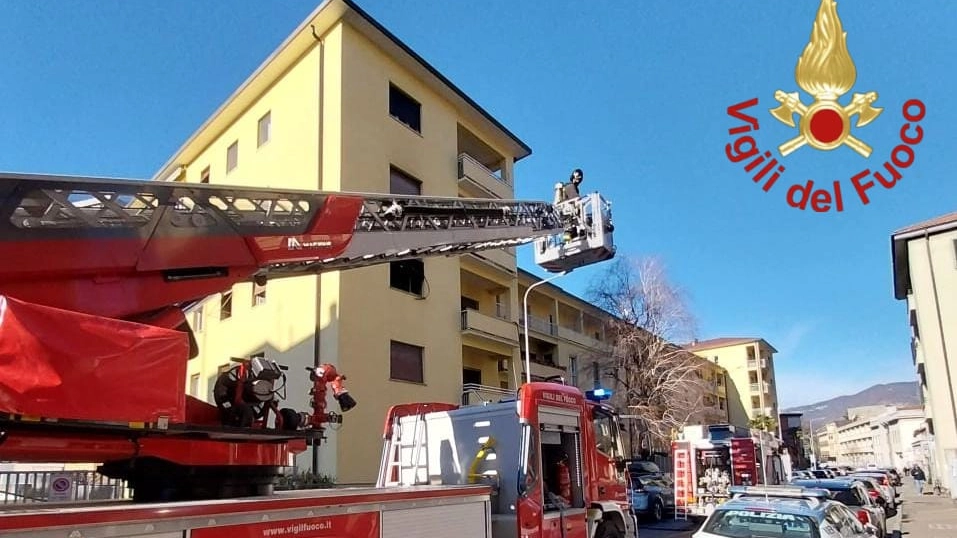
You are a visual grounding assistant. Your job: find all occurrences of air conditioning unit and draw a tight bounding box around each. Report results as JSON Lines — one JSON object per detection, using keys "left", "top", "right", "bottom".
{"left": 498, "top": 359, "right": 510, "bottom": 372}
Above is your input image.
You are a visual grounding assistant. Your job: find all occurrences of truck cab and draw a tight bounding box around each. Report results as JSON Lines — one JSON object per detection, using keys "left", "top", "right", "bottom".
{"left": 378, "top": 381, "right": 635, "bottom": 538}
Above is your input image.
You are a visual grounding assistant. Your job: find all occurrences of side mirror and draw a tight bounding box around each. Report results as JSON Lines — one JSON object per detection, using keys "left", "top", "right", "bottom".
{"left": 614, "top": 456, "right": 627, "bottom": 473}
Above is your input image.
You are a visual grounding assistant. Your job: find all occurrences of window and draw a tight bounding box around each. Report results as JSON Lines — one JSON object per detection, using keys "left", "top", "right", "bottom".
{"left": 390, "top": 340, "right": 424, "bottom": 383}
{"left": 220, "top": 290, "right": 233, "bottom": 320}
{"left": 189, "top": 373, "right": 200, "bottom": 396}
{"left": 253, "top": 280, "right": 267, "bottom": 306}
{"left": 389, "top": 167, "right": 425, "bottom": 295}
{"left": 569, "top": 356, "right": 579, "bottom": 387}
{"left": 390, "top": 166, "right": 422, "bottom": 195}
{"left": 461, "top": 296, "right": 479, "bottom": 311}
{"left": 592, "top": 408, "right": 622, "bottom": 458}
{"left": 217, "top": 363, "right": 232, "bottom": 375}
{"left": 257, "top": 111, "right": 271, "bottom": 147}
{"left": 226, "top": 141, "right": 238, "bottom": 172}
{"left": 200, "top": 166, "right": 210, "bottom": 184}
{"left": 389, "top": 83, "right": 421, "bottom": 133}
{"left": 463, "top": 368, "right": 482, "bottom": 385}
{"left": 391, "top": 259, "right": 425, "bottom": 295}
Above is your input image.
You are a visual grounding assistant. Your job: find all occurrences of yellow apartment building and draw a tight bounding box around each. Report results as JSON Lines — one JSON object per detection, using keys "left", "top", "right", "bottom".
{"left": 684, "top": 337, "right": 780, "bottom": 430}
{"left": 516, "top": 269, "right": 613, "bottom": 386}
{"left": 692, "top": 356, "right": 731, "bottom": 426}
{"left": 152, "top": 0, "right": 545, "bottom": 484}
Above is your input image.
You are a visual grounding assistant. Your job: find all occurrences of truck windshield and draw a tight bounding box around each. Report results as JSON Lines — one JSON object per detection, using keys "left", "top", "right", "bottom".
{"left": 702, "top": 510, "right": 820, "bottom": 538}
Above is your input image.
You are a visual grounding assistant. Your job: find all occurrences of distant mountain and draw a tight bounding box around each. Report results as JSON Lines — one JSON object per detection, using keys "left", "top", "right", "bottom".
{"left": 781, "top": 382, "right": 921, "bottom": 426}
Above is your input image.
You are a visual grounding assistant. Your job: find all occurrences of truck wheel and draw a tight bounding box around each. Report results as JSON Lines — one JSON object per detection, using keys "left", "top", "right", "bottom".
{"left": 651, "top": 499, "right": 664, "bottom": 523}
{"left": 595, "top": 521, "right": 624, "bottom": 538}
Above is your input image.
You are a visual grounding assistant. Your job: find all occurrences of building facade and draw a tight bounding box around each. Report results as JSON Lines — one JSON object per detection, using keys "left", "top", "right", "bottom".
{"left": 684, "top": 338, "right": 780, "bottom": 430}
{"left": 155, "top": 0, "right": 552, "bottom": 484}
{"left": 870, "top": 407, "right": 924, "bottom": 470}
{"left": 779, "top": 412, "right": 809, "bottom": 470}
{"left": 892, "top": 212, "right": 957, "bottom": 496}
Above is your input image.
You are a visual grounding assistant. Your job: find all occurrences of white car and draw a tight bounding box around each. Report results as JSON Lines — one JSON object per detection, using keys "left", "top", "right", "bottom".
{"left": 694, "top": 486, "right": 879, "bottom": 538}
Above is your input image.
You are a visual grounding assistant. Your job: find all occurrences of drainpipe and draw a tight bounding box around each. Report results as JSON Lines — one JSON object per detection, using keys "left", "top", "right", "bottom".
{"left": 310, "top": 24, "right": 325, "bottom": 476}
{"left": 923, "top": 231, "right": 957, "bottom": 484}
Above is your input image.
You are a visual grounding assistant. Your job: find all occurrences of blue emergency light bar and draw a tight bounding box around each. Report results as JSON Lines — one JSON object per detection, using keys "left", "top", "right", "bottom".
{"left": 585, "top": 388, "right": 612, "bottom": 401}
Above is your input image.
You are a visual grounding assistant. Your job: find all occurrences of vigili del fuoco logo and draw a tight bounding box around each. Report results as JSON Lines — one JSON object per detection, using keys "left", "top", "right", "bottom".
{"left": 724, "top": 0, "right": 925, "bottom": 212}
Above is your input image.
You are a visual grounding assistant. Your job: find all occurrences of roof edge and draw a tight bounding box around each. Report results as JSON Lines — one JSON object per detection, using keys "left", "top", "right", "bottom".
{"left": 341, "top": 0, "right": 532, "bottom": 159}
{"left": 153, "top": 0, "right": 532, "bottom": 182}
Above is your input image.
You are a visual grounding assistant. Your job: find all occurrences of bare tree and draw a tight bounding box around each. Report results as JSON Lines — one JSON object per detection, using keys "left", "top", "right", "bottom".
{"left": 587, "top": 255, "right": 705, "bottom": 454}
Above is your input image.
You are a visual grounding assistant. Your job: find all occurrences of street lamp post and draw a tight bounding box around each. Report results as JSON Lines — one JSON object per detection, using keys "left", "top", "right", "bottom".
{"left": 522, "top": 271, "right": 569, "bottom": 385}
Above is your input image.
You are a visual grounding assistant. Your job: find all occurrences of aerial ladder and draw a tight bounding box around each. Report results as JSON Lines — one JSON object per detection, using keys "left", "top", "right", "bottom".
{"left": 0, "top": 172, "right": 615, "bottom": 501}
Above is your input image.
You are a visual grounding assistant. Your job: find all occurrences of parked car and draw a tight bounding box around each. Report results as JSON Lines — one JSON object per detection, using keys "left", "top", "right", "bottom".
{"left": 875, "top": 468, "right": 902, "bottom": 487}
{"left": 627, "top": 472, "right": 675, "bottom": 522}
{"left": 851, "top": 475, "right": 895, "bottom": 511}
{"left": 627, "top": 460, "right": 663, "bottom": 476}
{"left": 850, "top": 472, "right": 897, "bottom": 508}
{"left": 790, "top": 478, "right": 888, "bottom": 538}
{"left": 693, "top": 487, "right": 880, "bottom": 538}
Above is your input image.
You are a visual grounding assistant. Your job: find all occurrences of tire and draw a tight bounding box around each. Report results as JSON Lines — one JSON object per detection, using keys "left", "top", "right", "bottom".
{"left": 595, "top": 521, "right": 624, "bottom": 538}
{"left": 651, "top": 499, "right": 664, "bottom": 523}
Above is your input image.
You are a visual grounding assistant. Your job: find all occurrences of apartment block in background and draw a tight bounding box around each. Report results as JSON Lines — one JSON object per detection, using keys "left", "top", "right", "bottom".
{"left": 892, "top": 211, "right": 957, "bottom": 496}
{"left": 684, "top": 338, "right": 780, "bottom": 431}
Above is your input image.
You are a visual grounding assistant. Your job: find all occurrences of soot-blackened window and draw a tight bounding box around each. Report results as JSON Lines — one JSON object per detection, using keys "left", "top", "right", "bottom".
{"left": 391, "top": 259, "right": 424, "bottom": 296}
{"left": 389, "top": 83, "right": 421, "bottom": 133}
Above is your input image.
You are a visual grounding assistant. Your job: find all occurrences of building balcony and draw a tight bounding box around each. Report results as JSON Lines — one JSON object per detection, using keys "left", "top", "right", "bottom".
{"left": 521, "top": 313, "right": 558, "bottom": 338}
{"left": 556, "top": 325, "right": 611, "bottom": 351}
{"left": 465, "top": 249, "right": 516, "bottom": 276}
{"left": 458, "top": 153, "right": 511, "bottom": 200}
{"left": 461, "top": 308, "right": 518, "bottom": 347}
{"left": 751, "top": 406, "right": 774, "bottom": 417}
{"left": 747, "top": 358, "right": 768, "bottom": 369}
{"left": 749, "top": 381, "right": 771, "bottom": 394}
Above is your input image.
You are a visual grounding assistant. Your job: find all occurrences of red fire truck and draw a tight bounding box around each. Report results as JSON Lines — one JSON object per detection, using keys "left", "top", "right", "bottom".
{"left": 672, "top": 424, "right": 780, "bottom": 519}
{"left": 0, "top": 172, "right": 629, "bottom": 538}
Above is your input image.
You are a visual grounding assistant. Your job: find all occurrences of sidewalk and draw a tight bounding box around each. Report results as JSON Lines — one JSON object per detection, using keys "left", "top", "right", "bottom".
{"left": 898, "top": 477, "right": 957, "bottom": 538}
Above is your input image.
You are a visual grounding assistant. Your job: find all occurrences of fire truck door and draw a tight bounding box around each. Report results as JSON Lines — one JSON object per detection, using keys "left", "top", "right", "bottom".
{"left": 537, "top": 408, "right": 587, "bottom": 538}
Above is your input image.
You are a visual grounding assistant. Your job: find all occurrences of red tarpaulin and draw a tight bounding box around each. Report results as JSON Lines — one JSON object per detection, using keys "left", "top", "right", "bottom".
{"left": 0, "top": 295, "right": 187, "bottom": 423}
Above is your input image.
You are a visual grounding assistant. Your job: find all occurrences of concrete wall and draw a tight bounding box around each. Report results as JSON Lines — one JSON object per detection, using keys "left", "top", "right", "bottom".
{"left": 905, "top": 229, "right": 957, "bottom": 490}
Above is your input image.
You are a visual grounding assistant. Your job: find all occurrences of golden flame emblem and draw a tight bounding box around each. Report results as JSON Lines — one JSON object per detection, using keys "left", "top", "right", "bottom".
{"left": 770, "top": 0, "right": 882, "bottom": 157}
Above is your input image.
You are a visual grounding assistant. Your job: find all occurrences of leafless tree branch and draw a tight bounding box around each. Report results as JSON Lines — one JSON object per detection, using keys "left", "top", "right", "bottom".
{"left": 587, "top": 256, "right": 710, "bottom": 451}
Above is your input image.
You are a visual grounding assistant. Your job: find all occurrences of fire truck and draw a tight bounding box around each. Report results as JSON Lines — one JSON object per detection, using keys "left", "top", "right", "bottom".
{"left": 672, "top": 424, "right": 781, "bottom": 519}
{"left": 0, "top": 172, "right": 631, "bottom": 538}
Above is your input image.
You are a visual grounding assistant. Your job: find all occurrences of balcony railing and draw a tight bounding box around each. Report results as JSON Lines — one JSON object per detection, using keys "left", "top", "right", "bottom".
{"left": 556, "top": 325, "right": 609, "bottom": 350}
{"left": 462, "top": 383, "right": 516, "bottom": 406}
{"left": 522, "top": 313, "right": 558, "bottom": 337}
{"left": 461, "top": 309, "right": 518, "bottom": 345}
{"left": 747, "top": 358, "right": 768, "bottom": 369}
{"left": 750, "top": 382, "right": 760, "bottom": 393}
{"left": 457, "top": 153, "right": 510, "bottom": 199}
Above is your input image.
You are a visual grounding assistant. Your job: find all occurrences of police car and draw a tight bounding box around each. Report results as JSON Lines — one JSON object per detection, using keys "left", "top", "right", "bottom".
{"left": 693, "top": 485, "right": 879, "bottom": 537}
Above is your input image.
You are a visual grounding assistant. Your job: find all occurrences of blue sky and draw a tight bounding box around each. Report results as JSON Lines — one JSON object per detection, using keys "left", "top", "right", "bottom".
{"left": 2, "top": 1, "right": 955, "bottom": 408}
